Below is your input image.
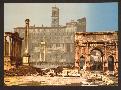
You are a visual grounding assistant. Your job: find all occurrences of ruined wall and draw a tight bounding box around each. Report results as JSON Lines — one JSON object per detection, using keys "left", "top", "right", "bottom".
{"left": 4, "top": 32, "right": 23, "bottom": 70}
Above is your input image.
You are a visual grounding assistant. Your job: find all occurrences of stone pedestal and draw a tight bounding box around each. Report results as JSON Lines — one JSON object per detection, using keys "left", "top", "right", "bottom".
{"left": 23, "top": 54, "right": 30, "bottom": 65}
{"left": 4, "top": 56, "right": 12, "bottom": 70}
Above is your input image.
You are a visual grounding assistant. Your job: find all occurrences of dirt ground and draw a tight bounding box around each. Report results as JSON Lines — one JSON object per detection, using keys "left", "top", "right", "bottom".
{"left": 4, "top": 75, "right": 118, "bottom": 86}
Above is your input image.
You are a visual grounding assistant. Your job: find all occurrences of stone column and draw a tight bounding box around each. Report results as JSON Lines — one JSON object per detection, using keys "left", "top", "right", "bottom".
{"left": 14, "top": 39, "right": 16, "bottom": 57}
{"left": 17, "top": 41, "right": 19, "bottom": 57}
{"left": 75, "top": 45, "right": 80, "bottom": 69}
{"left": 20, "top": 40, "right": 22, "bottom": 65}
{"left": 23, "top": 19, "right": 30, "bottom": 65}
{"left": 85, "top": 42, "right": 90, "bottom": 71}
{"left": 20, "top": 40, "right": 22, "bottom": 56}
{"left": 12, "top": 38, "right": 16, "bottom": 66}
{"left": 8, "top": 36, "right": 11, "bottom": 56}
{"left": 18, "top": 41, "right": 20, "bottom": 57}
{"left": 114, "top": 41, "right": 118, "bottom": 76}
{"left": 11, "top": 37, "right": 13, "bottom": 57}
{"left": 44, "top": 44, "right": 46, "bottom": 61}
{"left": 115, "top": 41, "right": 118, "bottom": 62}
{"left": 13, "top": 39, "right": 15, "bottom": 57}
{"left": 4, "top": 35, "right": 6, "bottom": 56}
{"left": 40, "top": 50, "right": 42, "bottom": 61}
{"left": 25, "top": 19, "right": 29, "bottom": 54}
{"left": 103, "top": 42, "right": 108, "bottom": 73}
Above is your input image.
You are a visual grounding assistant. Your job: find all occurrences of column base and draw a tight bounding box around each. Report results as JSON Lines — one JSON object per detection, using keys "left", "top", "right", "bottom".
{"left": 4, "top": 56, "right": 12, "bottom": 70}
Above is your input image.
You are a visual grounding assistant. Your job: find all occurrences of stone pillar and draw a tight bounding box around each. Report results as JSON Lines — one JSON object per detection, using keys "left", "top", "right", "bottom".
{"left": 14, "top": 39, "right": 16, "bottom": 56}
{"left": 23, "top": 19, "right": 30, "bottom": 65}
{"left": 114, "top": 41, "right": 118, "bottom": 76}
{"left": 12, "top": 38, "right": 16, "bottom": 66}
{"left": 8, "top": 36, "right": 11, "bottom": 56}
{"left": 85, "top": 42, "right": 90, "bottom": 71}
{"left": 75, "top": 45, "right": 80, "bottom": 69}
{"left": 13, "top": 39, "right": 15, "bottom": 57}
{"left": 40, "top": 41, "right": 46, "bottom": 62}
{"left": 16, "top": 40, "right": 19, "bottom": 65}
{"left": 19, "top": 40, "right": 22, "bottom": 56}
{"left": 25, "top": 19, "right": 29, "bottom": 54}
{"left": 17, "top": 41, "right": 19, "bottom": 57}
{"left": 4, "top": 35, "right": 12, "bottom": 70}
{"left": 103, "top": 42, "right": 108, "bottom": 73}
{"left": 4, "top": 35, "right": 7, "bottom": 56}
{"left": 18, "top": 41, "right": 20, "bottom": 57}
{"left": 40, "top": 51, "right": 42, "bottom": 61}
{"left": 11, "top": 37, "right": 13, "bottom": 57}
{"left": 115, "top": 41, "right": 118, "bottom": 62}
{"left": 44, "top": 44, "right": 46, "bottom": 62}
{"left": 20, "top": 40, "right": 22, "bottom": 65}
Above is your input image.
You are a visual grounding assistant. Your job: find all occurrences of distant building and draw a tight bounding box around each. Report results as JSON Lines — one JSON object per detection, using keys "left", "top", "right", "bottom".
{"left": 4, "top": 32, "right": 23, "bottom": 70}
{"left": 14, "top": 6, "right": 86, "bottom": 68}
{"left": 51, "top": 6, "right": 59, "bottom": 27}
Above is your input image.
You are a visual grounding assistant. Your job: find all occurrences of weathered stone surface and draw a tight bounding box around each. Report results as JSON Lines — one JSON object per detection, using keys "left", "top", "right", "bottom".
{"left": 4, "top": 32, "right": 23, "bottom": 70}
{"left": 75, "top": 32, "right": 118, "bottom": 75}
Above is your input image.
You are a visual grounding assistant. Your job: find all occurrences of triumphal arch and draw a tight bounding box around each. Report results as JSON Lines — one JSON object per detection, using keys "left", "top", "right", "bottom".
{"left": 75, "top": 32, "right": 118, "bottom": 75}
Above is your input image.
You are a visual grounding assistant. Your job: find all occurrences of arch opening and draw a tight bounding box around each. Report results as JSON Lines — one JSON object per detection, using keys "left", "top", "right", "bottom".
{"left": 90, "top": 49, "right": 103, "bottom": 71}
{"left": 108, "top": 56, "right": 114, "bottom": 71}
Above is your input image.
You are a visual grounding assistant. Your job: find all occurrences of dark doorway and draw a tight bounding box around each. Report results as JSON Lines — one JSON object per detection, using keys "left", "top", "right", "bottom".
{"left": 108, "top": 56, "right": 114, "bottom": 71}
{"left": 90, "top": 49, "right": 103, "bottom": 71}
{"left": 80, "top": 56, "right": 85, "bottom": 70}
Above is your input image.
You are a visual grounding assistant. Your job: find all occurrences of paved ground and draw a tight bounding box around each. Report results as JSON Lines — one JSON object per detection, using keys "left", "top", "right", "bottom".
{"left": 4, "top": 76, "right": 84, "bottom": 86}
{"left": 4, "top": 75, "right": 118, "bottom": 86}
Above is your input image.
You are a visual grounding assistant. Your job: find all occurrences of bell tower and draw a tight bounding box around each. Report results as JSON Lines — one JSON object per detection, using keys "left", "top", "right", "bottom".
{"left": 51, "top": 6, "right": 59, "bottom": 27}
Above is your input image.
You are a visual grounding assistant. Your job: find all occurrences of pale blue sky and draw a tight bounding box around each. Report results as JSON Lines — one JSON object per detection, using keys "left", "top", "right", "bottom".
{"left": 4, "top": 3, "right": 118, "bottom": 32}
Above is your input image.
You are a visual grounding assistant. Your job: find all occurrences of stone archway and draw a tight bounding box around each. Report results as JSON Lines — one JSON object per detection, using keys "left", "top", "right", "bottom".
{"left": 108, "top": 56, "right": 114, "bottom": 71}
{"left": 90, "top": 48, "right": 103, "bottom": 71}
{"left": 75, "top": 32, "right": 118, "bottom": 75}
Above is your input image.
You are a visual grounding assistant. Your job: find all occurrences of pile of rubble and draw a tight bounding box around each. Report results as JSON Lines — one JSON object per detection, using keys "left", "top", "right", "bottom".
{"left": 4, "top": 65, "right": 38, "bottom": 76}
{"left": 4, "top": 65, "right": 118, "bottom": 86}
{"left": 4, "top": 65, "right": 63, "bottom": 77}
{"left": 62, "top": 68, "right": 80, "bottom": 77}
{"left": 80, "top": 71, "right": 115, "bottom": 85}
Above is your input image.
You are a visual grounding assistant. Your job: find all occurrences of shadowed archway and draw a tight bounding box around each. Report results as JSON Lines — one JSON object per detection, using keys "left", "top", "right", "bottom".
{"left": 90, "top": 48, "right": 103, "bottom": 71}
{"left": 108, "top": 56, "right": 114, "bottom": 71}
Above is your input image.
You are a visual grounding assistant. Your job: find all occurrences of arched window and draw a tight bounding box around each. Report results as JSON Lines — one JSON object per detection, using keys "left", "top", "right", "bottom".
{"left": 108, "top": 56, "right": 114, "bottom": 71}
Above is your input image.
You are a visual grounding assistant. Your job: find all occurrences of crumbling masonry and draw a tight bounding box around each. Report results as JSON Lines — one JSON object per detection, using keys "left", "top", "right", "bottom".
{"left": 75, "top": 32, "right": 118, "bottom": 75}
